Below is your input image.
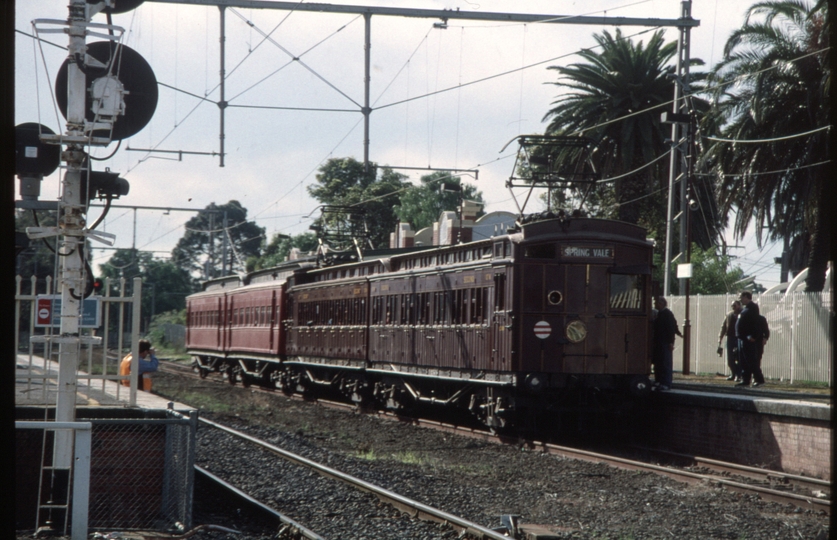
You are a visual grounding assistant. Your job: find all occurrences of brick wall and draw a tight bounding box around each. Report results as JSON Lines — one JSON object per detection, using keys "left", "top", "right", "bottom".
{"left": 637, "top": 401, "right": 831, "bottom": 480}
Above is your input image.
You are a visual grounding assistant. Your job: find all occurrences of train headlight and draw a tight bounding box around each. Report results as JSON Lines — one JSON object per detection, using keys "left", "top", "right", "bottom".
{"left": 565, "top": 320, "right": 587, "bottom": 343}
{"left": 547, "top": 290, "right": 563, "bottom": 305}
{"left": 524, "top": 373, "right": 546, "bottom": 393}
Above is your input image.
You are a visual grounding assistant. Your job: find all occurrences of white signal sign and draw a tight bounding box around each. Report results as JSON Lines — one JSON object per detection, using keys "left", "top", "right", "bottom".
{"left": 534, "top": 320, "right": 551, "bottom": 339}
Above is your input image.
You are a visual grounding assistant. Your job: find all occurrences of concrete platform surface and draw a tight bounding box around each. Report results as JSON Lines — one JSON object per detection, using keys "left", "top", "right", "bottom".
{"left": 16, "top": 354, "right": 194, "bottom": 413}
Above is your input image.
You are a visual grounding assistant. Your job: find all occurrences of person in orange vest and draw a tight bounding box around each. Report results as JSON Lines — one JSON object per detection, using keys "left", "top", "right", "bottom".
{"left": 120, "top": 339, "right": 159, "bottom": 391}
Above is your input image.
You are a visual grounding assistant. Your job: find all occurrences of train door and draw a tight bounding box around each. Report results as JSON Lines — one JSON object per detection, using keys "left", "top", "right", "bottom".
{"left": 606, "top": 271, "right": 649, "bottom": 374}
{"left": 491, "top": 269, "right": 510, "bottom": 371}
{"left": 560, "top": 263, "right": 610, "bottom": 374}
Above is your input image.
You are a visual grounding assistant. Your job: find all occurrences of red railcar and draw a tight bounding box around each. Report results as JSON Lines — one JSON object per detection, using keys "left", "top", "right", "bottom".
{"left": 187, "top": 215, "right": 654, "bottom": 428}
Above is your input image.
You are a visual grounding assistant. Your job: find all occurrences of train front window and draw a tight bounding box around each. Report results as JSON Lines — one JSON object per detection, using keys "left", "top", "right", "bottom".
{"left": 524, "top": 243, "right": 556, "bottom": 259}
{"left": 609, "top": 274, "right": 644, "bottom": 311}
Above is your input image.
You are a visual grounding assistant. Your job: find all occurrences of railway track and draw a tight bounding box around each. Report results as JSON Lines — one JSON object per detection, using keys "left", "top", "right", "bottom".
{"left": 198, "top": 417, "right": 512, "bottom": 539}
{"left": 196, "top": 466, "right": 325, "bottom": 540}
{"left": 160, "top": 359, "right": 831, "bottom": 516}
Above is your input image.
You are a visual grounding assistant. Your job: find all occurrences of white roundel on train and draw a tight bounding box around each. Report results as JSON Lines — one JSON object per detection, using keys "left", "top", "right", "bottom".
{"left": 534, "top": 321, "right": 551, "bottom": 339}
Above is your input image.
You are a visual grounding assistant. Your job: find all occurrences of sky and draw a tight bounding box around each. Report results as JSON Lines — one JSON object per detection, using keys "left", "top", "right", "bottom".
{"left": 15, "top": 0, "right": 788, "bottom": 288}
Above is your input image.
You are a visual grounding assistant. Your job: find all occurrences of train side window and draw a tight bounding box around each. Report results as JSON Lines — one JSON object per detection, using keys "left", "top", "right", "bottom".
{"left": 524, "top": 243, "right": 556, "bottom": 259}
{"left": 494, "top": 274, "right": 506, "bottom": 312}
{"left": 470, "top": 288, "right": 482, "bottom": 324}
{"left": 609, "top": 274, "right": 644, "bottom": 311}
{"left": 385, "top": 295, "right": 394, "bottom": 325}
{"left": 416, "top": 293, "right": 426, "bottom": 325}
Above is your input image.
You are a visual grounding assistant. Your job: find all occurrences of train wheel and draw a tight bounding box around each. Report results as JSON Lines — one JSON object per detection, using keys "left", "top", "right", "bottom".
{"left": 241, "top": 374, "right": 251, "bottom": 388}
{"left": 225, "top": 367, "right": 237, "bottom": 386}
{"left": 198, "top": 368, "right": 208, "bottom": 379}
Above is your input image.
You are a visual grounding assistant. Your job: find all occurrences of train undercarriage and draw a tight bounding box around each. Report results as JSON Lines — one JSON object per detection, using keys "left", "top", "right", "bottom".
{"left": 191, "top": 353, "right": 651, "bottom": 433}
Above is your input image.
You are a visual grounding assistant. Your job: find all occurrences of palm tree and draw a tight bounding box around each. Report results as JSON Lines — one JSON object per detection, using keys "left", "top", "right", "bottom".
{"left": 541, "top": 30, "right": 669, "bottom": 226}
{"left": 704, "top": 0, "right": 830, "bottom": 290}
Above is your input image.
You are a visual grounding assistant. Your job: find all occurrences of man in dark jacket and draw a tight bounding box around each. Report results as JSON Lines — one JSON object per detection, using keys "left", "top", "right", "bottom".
{"left": 652, "top": 296, "right": 681, "bottom": 391}
{"left": 735, "top": 291, "right": 765, "bottom": 387}
{"left": 718, "top": 300, "right": 742, "bottom": 381}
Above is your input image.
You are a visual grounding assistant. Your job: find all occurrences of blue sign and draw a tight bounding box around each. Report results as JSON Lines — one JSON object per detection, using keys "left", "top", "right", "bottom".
{"left": 35, "top": 295, "right": 102, "bottom": 328}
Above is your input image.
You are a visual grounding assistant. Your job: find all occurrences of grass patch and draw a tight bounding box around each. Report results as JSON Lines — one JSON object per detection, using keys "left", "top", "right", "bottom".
{"left": 353, "top": 449, "right": 438, "bottom": 466}
{"left": 392, "top": 451, "right": 429, "bottom": 465}
{"left": 355, "top": 449, "right": 377, "bottom": 461}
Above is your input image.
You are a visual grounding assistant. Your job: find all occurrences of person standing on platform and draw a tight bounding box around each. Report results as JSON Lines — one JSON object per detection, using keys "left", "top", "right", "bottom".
{"left": 718, "top": 300, "right": 743, "bottom": 381}
{"left": 735, "top": 291, "right": 765, "bottom": 388}
{"left": 120, "top": 339, "right": 159, "bottom": 391}
{"left": 652, "top": 296, "right": 681, "bottom": 391}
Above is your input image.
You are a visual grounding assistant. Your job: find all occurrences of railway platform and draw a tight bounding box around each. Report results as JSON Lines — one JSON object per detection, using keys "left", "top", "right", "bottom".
{"left": 638, "top": 373, "right": 831, "bottom": 481}
{"left": 15, "top": 353, "right": 195, "bottom": 411}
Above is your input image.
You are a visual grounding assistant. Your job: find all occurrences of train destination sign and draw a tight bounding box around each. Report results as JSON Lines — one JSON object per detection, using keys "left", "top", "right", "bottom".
{"left": 562, "top": 245, "right": 614, "bottom": 259}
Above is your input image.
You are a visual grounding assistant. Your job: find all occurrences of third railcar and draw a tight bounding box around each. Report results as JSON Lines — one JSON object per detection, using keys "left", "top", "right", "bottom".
{"left": 187, "top": 215, "right": 654, "bottom": 429}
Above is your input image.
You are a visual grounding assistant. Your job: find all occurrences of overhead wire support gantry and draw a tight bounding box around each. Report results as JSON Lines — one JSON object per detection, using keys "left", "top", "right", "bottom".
{"left": 146, "top": 0, "right": 699, "bottom": 171}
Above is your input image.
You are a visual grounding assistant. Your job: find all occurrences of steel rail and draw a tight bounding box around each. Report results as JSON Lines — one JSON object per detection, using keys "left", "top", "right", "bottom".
{"left": 529, "top": 441, "right": 831, "bottom": 514}
{"left": 199, "top": 417, "right": 510, "bottom": 540}
{"left": 631, "top": 447, "right": 831, "bottom": 496}
{"left": 195, "top": 465, "right": 325, "bottom": 540}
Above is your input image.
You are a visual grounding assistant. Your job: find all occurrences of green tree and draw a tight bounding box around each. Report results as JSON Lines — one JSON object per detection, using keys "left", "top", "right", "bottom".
{"left": 704, "top": 0, "right": 830, "bottom": 291}
{"left": 543, "top": 29, "right": 676, "bottom": 227}
{"left": 652, "top": 244, "right": 748, "bottom": 295}
{"left": 307, "top": 158, "right": 407, "bottom": 250}
{"left": 171, "top": 201, "right": 265, "bottom": 278}
{"left": 542, "top": 29, "right": 720, "bottom": 250}
{"left": 146, "top": 309, "right": 187, "bottom": 353}
{"left": 252, "top": 232, "right": 319, "bottom": 271}
{"left": 394, "top": 172, "right": 485, "bottom": 232}
{"left": 99, "top": 249, "right": 195, "bottom": 331}
{"left": 14, "top": 210, "right": 59, "bottom": 290}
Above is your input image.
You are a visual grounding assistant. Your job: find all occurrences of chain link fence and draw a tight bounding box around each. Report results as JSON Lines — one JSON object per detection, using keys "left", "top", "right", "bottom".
{"left": 16, "top": 408, "right": 197, "bottom": 533}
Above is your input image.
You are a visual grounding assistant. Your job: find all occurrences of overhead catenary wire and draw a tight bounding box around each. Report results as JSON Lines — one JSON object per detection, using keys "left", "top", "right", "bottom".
{"left": 595, "top": 150, "right": 673, "bottom": 184}
{"left": 377, "top": 26, "right": 662, "bottom": 111}
{"left": 694, "top": 160, "right": 831, "bottom": 177}
{"left": 703, "top": 125, "right": 831, "bottom": 144}
{"left": 226, "top": 9, "right": 362, "bottom": 104}
{"left": 228, "top": 8, "right": 363, "bottom": 109}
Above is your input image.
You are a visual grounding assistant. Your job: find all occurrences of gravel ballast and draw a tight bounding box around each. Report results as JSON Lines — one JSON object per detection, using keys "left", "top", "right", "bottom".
{"left": 158, "top": 370, "right": 830, "bottom": 540}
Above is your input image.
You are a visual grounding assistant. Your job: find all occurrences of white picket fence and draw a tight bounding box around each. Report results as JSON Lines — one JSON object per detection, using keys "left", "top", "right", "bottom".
{"left": 668, "top": 292, "right": 832, "bottom": 385}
